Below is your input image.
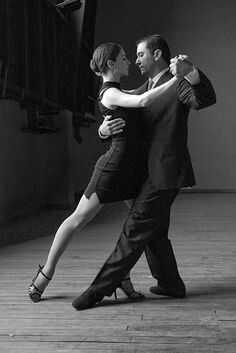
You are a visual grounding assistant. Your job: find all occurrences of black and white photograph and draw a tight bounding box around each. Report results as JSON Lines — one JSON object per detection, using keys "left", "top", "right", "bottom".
{"left": 0, "top": 0, "right": 235, "bottom": 352}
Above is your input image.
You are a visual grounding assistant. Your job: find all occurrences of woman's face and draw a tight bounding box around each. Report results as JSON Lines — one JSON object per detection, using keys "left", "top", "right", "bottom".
{"left": 113, "top": 49, "right": 130, "bottom": 77}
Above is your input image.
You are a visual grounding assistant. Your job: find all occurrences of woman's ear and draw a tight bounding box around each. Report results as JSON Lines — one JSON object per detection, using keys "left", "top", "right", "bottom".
{"left": 107, "top": 59, "right": 114, "bottom": 69}
{"left": 154, "top": 49, "right": 162, "bottom": 61}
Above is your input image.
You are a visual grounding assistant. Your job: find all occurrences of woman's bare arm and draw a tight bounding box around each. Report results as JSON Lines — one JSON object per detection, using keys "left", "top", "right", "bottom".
{"left": 101, "top": 76, "right": 178, "bottom": 109}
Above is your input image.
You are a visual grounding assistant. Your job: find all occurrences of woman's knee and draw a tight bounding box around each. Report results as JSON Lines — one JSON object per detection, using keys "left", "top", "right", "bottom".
{"left": 72, "top": 212, "right": 92, "bottom": 229}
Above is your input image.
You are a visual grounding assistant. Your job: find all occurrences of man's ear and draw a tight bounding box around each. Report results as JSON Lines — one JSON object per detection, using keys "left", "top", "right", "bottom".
{"left": 154, "top": 49, "right": 162, "bottom": 61}
{"left": 107, "top": 59, "right": 114, "bottom": 69}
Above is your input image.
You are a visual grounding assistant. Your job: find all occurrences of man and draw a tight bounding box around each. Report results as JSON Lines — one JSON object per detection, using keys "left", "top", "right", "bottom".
{"left": 72, "top": 34, "right": 216, "bottom": 310}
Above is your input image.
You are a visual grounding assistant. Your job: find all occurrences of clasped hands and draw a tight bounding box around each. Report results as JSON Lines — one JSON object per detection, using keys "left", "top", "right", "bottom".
{"left": 169, "top": 54, "right": 194, "bottom": 77}
{"left": 99, "top": 55, "right": 193, "bottom": 137}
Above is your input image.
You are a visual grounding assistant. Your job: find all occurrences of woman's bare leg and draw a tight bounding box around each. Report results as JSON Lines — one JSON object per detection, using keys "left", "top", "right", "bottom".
{"left": 30, "top": 193, "right": 102, "bottom": 294}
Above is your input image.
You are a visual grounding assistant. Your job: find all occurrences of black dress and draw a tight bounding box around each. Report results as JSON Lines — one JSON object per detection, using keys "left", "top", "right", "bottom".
{"left": 84, "top": 81, "right": 147, "bottom": 203}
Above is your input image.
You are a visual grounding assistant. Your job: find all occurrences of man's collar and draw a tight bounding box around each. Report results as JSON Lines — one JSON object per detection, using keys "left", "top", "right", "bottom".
{"left": 149, "top": 68, "right": 169, "bottom": 86}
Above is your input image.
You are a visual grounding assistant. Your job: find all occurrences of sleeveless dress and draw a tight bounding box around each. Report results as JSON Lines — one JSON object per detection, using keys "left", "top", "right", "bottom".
{"left": 84, "top": 81, "right": 147, "bottom": 203}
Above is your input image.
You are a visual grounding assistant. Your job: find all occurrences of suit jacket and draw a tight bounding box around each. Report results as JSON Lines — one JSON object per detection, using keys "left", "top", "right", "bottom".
{"left": 134, "top": 70, "right": 216, "bottom": 189}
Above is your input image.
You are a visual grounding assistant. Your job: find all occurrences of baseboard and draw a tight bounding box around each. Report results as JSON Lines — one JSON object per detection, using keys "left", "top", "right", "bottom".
{"left": 45, "top": 202, "right": 76, "bottom": 210}
{"left": 180, "top": 188, "right": 236, "bottom": 193}
{"left": 75, "top": 189, "right": 236, "bottom": 198}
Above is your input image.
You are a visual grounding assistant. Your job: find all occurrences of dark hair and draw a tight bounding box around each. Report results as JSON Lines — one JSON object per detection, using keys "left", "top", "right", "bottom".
{"left": 136, "top": 34, "right": 171, "bottom": 64}
{"left": 90, "top": 43, "right": 123, "bottom": 75}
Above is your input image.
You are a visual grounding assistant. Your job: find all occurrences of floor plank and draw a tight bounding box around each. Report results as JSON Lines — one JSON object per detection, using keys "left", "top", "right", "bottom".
{"left": 0, "top": 193, "right": 235, "bottom": 352}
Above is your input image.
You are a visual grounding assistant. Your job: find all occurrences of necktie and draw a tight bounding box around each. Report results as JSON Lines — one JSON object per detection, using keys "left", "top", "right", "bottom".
{"left": 148, "top": 79, "right": 154, "bottom": 90}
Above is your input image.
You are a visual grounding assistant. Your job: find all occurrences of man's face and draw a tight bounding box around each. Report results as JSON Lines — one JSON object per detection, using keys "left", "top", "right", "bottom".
{"left": 135, "top": 41, "right": 156, "bottom": 77}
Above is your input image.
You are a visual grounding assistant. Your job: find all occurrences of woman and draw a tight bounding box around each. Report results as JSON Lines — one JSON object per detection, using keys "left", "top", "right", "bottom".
{"left": 28, "top": 42, "right": 179, "bottom": 302}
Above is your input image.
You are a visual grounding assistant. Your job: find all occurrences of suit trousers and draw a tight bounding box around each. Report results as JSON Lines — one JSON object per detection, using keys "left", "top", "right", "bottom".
{"left": 89, "top": 178, "right": 182, "bottom": 296}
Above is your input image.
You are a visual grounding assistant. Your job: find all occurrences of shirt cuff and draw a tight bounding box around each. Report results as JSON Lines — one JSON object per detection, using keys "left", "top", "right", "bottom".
{"left": 98, "top": 127, "right": 109, "bottom": 139}
{"left": 185, "top": 67, "right": 200, "bottom": 85}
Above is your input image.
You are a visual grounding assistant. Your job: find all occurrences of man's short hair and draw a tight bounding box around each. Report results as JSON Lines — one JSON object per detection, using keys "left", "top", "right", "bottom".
{"left": 136, "top": 34, "right": 171, "bottom": 64}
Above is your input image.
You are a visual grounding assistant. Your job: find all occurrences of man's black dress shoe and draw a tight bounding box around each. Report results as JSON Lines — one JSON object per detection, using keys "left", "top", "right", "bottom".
{"left": 72, "top": 289, "right": 104, "bottom": 310}
{"left": 150, "top": 285, "right": 186, "bottom": 298}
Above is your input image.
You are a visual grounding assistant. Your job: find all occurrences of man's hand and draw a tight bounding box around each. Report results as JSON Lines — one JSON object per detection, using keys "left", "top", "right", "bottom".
{"left": 99, "top": 115, "right": 126, "bottom": 137}
{"left": 169, "top": 55, "right": 194, "bottom": 77}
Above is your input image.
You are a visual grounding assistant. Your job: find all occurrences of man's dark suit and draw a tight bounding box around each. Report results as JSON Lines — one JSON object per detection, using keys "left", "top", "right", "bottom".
{"left": 89, "top": 70, "right": 216, "bottom": 296}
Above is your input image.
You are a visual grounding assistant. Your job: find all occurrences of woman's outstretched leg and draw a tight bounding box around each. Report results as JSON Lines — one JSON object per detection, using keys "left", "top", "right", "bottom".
{"left": 28, "top": 193, "right": 102, "bottom": 302}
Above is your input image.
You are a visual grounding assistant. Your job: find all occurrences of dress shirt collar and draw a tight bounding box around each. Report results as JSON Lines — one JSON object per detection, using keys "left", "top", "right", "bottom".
{"left": 148, "top": 67, "right": 169, "bottom": 87}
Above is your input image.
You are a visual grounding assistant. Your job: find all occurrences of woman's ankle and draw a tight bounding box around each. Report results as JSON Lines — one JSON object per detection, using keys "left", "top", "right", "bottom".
{"left": 42, "top": 265, "right": 55, "bottom": 279}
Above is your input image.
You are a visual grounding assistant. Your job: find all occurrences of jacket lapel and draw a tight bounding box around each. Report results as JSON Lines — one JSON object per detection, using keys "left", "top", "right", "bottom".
{"left": 134, "top": 81, "right": 148, "bottom": 95}
{"left": 134, "top": 71, "right": 173, "bottom": 94}
{"left": 153, "top": 70, "right": 173, "bottom": 88}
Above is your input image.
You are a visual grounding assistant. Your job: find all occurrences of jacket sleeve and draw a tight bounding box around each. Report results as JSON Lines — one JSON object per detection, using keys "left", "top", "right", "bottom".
{"left": 177, "top": 69, "right": 216, "bottom": 110}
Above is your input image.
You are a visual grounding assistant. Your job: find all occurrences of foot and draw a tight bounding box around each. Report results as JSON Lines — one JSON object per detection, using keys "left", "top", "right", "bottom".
{"left": 28, "top": 265, "right": 52, "bottom": 302}
{"left": 72, "top": 289, "right": 104, "bottom": 310}
{"left": 150, "top": 283, "right": 186, "bottom": 298}
{"left": 117, "top": 278, "right": 145, "bottom": 300}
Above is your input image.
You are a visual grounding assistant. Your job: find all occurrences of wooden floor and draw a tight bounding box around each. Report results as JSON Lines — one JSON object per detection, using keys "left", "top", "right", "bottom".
{"left": 0, "top": 193, "right": 235, "bottom": 353}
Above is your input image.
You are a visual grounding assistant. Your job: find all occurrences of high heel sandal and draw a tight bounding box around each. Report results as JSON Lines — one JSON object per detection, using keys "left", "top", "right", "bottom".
{"left": 114, "top": 278, "right": 145, "bottom": 300}
{"left": 28, "top": 265, "right": 52, "bottom": 302}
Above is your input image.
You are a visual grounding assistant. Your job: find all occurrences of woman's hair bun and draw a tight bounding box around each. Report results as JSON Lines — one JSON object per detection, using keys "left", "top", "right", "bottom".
{"left": 90, "top": 58, "right": 99, "bottom": 73}
{"left": 90, "top": 43, "right": 122, "bottom": 76}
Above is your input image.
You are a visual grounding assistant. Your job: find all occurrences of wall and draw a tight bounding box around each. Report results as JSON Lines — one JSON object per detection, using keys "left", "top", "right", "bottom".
{"left": 0, "top": 100, "right": 75, "bottom": 226}
{"left": 91, "top": 0, "right": 236, "bottom": 191}
{"left": 0, "top": 0, "right": 234, "bottom": 244}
